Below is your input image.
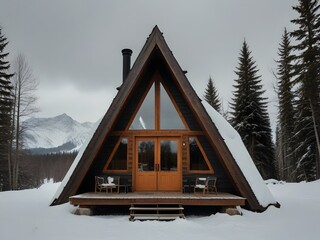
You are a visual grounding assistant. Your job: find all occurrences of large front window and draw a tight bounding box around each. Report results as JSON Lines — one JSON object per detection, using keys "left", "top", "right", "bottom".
{"left": 129, "top": 81, "right": 185, "bottom": 130}
{"left": 130, "top": 84, "right": 155, "bottom": 130}
{"left": 105, "top": 72, "right": 214, "bottom": 175}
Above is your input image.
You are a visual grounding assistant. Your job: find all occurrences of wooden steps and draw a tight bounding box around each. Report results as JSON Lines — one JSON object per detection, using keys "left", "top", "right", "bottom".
{"left": 129, "top": 203, "right": 185, "bottom": 221}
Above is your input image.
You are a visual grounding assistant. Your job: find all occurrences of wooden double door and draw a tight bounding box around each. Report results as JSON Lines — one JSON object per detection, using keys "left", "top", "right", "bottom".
{"left": 135, "top": 137, "right": 181, "bottom": 191}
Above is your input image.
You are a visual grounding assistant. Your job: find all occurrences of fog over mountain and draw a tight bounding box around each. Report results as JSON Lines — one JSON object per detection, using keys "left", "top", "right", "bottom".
{"left": 23, "top": 114, "right": 94, "bottom": 154}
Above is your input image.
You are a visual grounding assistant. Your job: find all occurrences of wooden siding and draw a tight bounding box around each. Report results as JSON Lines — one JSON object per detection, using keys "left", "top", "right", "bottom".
{"left": 127, "top": 136, "right": 133, "bottom": 171}
{"left": 182, "top": 135, "right": 188, "bottom": 174}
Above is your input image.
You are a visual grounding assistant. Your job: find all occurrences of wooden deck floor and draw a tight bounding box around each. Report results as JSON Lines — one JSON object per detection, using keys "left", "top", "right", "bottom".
{"left": 69, "top": 192, "right": 246, "bottom": 207}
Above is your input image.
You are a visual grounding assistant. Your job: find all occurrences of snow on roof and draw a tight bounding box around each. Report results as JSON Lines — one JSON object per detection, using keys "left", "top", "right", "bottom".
{"left": 51, "top": 117, "right": 103, "bottom": 205}
{"left": 202, "top": 100, "right": 277, "bottom": 207}
{"left": 51, "top": 94, "right": 277, "bottom": 208}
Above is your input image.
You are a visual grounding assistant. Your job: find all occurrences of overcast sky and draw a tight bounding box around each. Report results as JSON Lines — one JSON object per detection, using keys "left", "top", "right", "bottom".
{"left": 1, "top": 0, "right": 298, "bottom": 133}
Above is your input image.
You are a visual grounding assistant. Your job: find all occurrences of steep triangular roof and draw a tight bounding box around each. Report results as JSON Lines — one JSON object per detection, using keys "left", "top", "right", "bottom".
{"left": 51, "top": 26, "right": 279, "bottom": 211}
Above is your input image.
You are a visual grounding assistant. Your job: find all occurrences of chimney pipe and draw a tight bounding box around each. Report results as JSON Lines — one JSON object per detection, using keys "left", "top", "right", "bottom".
{"left": 122, "top": 48, "right": 133, "bottom": 82}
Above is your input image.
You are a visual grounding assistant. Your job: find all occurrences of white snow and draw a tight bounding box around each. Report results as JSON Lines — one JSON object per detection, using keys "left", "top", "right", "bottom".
{"left": 202, "top": 101, "right": 277, "bottom": 207}
{"left": 23, "top": 113, "right": 94, "bottom": 150}
{"left": 51, "top": 118, "right": 102, "bottom": 204}
{"left": 1, "top": 180, "right": 319, "bottom": 240}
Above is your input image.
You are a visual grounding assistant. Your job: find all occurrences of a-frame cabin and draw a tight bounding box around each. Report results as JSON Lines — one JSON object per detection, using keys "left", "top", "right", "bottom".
{"left": 51, "top": 26, "right": 279, "bottom": 213}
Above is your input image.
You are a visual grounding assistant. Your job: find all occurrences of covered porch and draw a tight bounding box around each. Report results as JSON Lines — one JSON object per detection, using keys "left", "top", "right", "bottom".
{"left": 70, "top": 191, "right": 246, "bottom": 207}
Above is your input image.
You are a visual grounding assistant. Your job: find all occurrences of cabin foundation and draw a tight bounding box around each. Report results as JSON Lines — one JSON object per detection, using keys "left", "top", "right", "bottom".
{"left": 74, "top": 206, "right": 93, "bottom": 216}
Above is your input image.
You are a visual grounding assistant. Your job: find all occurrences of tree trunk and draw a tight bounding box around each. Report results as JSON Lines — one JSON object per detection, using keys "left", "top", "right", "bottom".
{"left": 13, "top": 81, "right": 21, "bottom": 189}
{"left": 8, "top": 95, "right": 16, "bottom": 190}
{"left": 310, "top": 99, "right": 320, "bottom": 179}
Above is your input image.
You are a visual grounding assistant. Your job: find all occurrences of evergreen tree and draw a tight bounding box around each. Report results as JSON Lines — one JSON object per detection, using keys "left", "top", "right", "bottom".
{"left": 276, "top": 28, "right": 296, "bottom": 181}
{"left": 204, "top": 76, "right": 222, "bottom": 113}
{"left": 0, "top": 27, "right": 14, "bottom": 190}
{"left": 230, "top": 40, "right": 276, "bottom": 179}
{"left": 291, "top": 0, "right": 320, "bottom": 180}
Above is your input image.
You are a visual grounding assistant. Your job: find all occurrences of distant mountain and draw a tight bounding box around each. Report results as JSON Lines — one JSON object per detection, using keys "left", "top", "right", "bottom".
{"left": 23, "top": 113, "right": 95, "bottom": 154}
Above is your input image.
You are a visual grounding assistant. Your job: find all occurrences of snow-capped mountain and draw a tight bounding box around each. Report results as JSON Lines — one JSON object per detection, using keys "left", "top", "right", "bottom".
{"left": 23, "top": 114, "right": 95, "bottom": 154}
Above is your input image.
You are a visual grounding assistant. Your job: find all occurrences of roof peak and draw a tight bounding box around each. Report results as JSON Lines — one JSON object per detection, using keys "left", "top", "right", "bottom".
{"left": 150, "top": 25, "right": 163, "bottom": 38}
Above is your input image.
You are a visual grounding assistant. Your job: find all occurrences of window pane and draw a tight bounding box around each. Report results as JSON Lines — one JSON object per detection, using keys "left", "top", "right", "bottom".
{"left": 160, "top": 140, "right": 178, "bottom": 172}
{"left": 108, "top": 138, "right": 128, "bottom": 170}
{"left": 160, "top": 84, "right": 185, "bottom": 129}
{"left": 138, "top": 140, "right": 155, "bottom": 172}
{"left": 189, "top": 137, "right": 209, "bottom": 170}
{"left": 130, "top": 84, "right": 155, "bottom": 130}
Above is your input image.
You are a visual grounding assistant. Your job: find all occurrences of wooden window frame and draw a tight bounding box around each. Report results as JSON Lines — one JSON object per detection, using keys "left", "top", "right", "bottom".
{"left": 103, "top": 137, "right": 129, "bottom": 173}
{"left": 127, "top": 71, "right": 189, "bottom": 132}
{"left": 187, "top": 136, "right": 214, "bottom": 174}
{"left": 160, "top": 79, "right": 189, "bottom": 130}
{"left": 127, "top": 80, "right": 155, "bottom": 131}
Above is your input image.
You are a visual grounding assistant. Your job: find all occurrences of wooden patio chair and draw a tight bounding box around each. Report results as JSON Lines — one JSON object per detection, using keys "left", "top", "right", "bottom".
{"left": 95, "top": 176, "right": 107, "bottom": 193}
{"left": 183, "top": 177, "right": 194, "bottom": 193}
{"left": 95, "top": 176, "right": 118, "bottom": 193}
{"left": 206, "top": 176, "right": 218, "bottom": 194}
{"left": 118, "top": 177, "right": 132, "bottom": 193}
{"left": 194, "top": 176, "right": 218, "bottom": 194}
{"left": 106, "top": 176, "right": 119, "bottom": 193}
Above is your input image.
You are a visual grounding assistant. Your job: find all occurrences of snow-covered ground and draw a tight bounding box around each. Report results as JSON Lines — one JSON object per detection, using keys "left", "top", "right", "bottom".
{"left": 1, "top": 180, "right": 319, "bottom": 240}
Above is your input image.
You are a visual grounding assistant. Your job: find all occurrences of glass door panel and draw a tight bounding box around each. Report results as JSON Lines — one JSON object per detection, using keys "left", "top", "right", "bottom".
{"left": 158, "top": 138, "right": 181, "bottom": 191}
{"left": 130, "top": 84, "right": 155, "bottom": 130}
{"left": 136, "top": 139, "right": 157, "bottom": 191}
{"left": 160, "top": 140, "right": 178, "bottom": 172}
{"left": 138, "top": 140, "right": 155, "bottom": 172}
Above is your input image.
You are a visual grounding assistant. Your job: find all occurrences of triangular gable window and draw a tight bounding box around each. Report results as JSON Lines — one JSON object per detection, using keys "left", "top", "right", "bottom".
{"left": 189, "top": 137, "right": 212, "bottom": 172}
{"left": 129, "top": 79, "right": 186, "bottom": 130}
{"left": 104, "top": 138, "right": 128, "bottom": 171}
{"left": 130, "top": 84, "right": 155, "bottom": 130}
{"left": 160, "top": 83, "right": 185, "bottom": 129}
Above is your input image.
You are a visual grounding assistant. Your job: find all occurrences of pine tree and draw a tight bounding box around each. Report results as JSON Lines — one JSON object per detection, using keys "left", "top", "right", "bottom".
{"left": 204, "top": 76, "right": 222, "bottom": 113}
{"left": 276, "top": 28, "right": 296, "bottom": 181}
{"left": 230, "top": 40, "right": 276, "bottom": 180}
{"left": 0, "top": 27, "right": 14, "bottom": 190}
{"left": 291, "top": 0, "right": 320, "bottom": 180}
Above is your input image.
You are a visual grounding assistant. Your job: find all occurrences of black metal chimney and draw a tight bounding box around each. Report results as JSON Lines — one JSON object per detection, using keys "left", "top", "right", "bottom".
{"left": 122, "top": 48, "right": 133, "bottom": 82}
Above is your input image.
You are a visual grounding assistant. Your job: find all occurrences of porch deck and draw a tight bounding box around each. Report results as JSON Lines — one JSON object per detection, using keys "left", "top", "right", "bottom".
{"left": 69, "top": 192, "right": 246, "bottom": 207}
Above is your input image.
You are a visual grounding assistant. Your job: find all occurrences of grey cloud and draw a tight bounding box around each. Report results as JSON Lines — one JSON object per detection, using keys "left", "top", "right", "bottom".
{"left": 0, "top": 0, "right": 298, "bottom": 123}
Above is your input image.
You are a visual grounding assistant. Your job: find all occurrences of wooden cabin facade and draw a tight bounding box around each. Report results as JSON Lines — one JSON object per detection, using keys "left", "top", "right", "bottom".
{"left": 51, "top": 26, "right": 279, "bottom": 214}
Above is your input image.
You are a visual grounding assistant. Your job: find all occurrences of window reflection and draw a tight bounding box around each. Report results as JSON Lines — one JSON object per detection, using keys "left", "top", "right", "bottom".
{"left": 160, "top": 140, "right": 178, "bottom": 172}
{"left": 130, "top": 84, "right": 155, "bottom": 130}
{"left": 129, "top": 82, "right": 186, "bottom": 130}
{"left": 189, "top": 137, "right": 209, "bottom": 170}
{"left": 108, "top": 138, "right": 128, "bottom": 170}
{"left": 160, "top": 84, "right": 185, "bottom": 130}
{"left": 138, "top": 140, "right": 155, "bottom": 172}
